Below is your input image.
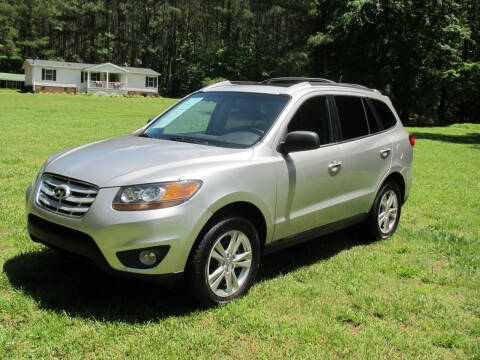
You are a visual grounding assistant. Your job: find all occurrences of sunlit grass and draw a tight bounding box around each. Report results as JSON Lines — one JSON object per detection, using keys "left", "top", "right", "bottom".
{"left": 0, "top": 89, "right": 479, "bottom": 359}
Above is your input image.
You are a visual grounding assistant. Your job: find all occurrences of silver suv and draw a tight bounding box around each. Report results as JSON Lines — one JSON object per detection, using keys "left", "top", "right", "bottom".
{"left": 26, "top": 77, "right": 414, "bottom": 305}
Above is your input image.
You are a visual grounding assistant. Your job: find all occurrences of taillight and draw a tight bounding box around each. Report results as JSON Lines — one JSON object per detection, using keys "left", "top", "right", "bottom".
{"left": 409, "top": 134, "right": 415, "bottom": 147}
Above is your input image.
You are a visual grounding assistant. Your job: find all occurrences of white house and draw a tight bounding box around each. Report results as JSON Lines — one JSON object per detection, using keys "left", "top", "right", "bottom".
{"left": 22, "top": 59, "right": 159, "bottom": 96}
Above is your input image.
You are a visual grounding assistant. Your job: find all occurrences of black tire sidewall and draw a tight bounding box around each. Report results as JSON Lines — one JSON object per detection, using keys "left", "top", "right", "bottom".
{"left": 369, "top": 181, "right": 402, "bottom": 240}
{"left": 187, "top": 217, "right": 261, "bottom": 306}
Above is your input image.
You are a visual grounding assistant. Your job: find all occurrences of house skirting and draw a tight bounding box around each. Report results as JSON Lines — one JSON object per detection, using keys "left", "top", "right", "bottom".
{"left": 30, "top": 85, "right": 158, "bottom": 96}
{"left": 127, "top": 91, "right": 157, "bottom": 97}
{"left": 34, "top": 85, "right": 77, "bottom": 94}
{"left": 87, "top": 88, "right": 127, "bottom": 95}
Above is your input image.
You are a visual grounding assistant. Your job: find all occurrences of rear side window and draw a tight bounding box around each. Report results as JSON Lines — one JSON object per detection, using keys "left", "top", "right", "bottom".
{"left": 363, "top": 99, "right": 381, "bottom": 134}
{"left": 370, "top": 99, "right": 397, "bottom": 129}
{"left": 334, "top": 96, "right": 369, "bottom": 141}
{"left": 288, "top": 96, "right": 331, "bottom": 145}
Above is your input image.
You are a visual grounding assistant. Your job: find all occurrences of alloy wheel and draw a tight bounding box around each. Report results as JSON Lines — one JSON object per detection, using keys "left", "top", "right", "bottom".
{"left": 377, "top": 190, "right": 399, "bottom": 234}
{"left": 206, "top": 230, "right": 253, "bottom": 297}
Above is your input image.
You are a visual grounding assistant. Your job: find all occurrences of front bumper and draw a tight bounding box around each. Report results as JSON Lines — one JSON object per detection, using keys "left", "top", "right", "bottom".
{"left": 25, "top": 180, "right": 212, "bottom": 279}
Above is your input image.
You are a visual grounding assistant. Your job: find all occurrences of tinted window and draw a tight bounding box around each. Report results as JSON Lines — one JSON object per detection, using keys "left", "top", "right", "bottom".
{"left": 363, "top": 98, "right": 381, "bottom": 133}
{"left": 288, "top": 96, "right": 331, "bottom": 145}
{"left": 334, "top": 96, "right": 369, "bottom": 140}
{"left": 371, "top": 99, "right": 397, "bottom": 129}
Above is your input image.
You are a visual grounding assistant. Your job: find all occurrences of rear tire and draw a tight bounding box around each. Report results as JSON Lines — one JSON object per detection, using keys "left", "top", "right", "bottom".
{"left": 366, "top": 181, "right": 402, "bottom": 241}
{"left": 186, "top": 216, "right": 261, "bottom": 306}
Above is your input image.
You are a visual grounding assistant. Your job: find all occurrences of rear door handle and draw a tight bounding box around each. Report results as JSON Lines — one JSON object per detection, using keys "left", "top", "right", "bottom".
{"left": 328, "top": 161, "right": 343, "bottom": 174}
{"left": 380, "top": 148, "right": 391, "bottom": 158}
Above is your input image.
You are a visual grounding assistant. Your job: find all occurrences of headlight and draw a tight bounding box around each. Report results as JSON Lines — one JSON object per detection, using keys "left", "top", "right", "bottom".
{"left": 112, "top": 180, "right": 202, "bottom": 211}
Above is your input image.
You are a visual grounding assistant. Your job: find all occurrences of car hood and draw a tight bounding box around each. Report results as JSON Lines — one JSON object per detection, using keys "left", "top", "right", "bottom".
{"left": 45, "top": 135, "right": 253, "bottom": 187}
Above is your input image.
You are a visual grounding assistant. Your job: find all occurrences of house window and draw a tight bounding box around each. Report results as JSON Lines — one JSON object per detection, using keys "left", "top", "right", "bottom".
{"left": 146, "top": 76, "right": 157, "bottom": 88}
{"left": 41, "top": 69, "right": 56, "bottom": 81}
{"left": 90, "top": 73, "right": 101, "bottom": 81}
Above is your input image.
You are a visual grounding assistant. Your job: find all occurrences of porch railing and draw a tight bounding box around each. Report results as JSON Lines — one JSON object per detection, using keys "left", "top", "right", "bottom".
{"left": 108, "top": 82, "right": 125, "bottom": 89}
{"left": 88, "top": 81, "right": 126, "bottom": 90}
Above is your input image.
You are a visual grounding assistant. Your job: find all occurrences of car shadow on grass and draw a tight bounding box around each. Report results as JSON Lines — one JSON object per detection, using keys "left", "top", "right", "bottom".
{"left": 410, "top": 131, "right": 480, "bottom": 146}
{"left": 3, "top": 226, "right": 373, "bottom": 322}
{"left": 258, "top": 226, "right": 373, "bottom": 282}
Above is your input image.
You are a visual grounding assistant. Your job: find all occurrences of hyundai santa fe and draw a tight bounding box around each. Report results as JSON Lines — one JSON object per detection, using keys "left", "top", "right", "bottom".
{"left": 25, "top": 77, "right": 414, "bottom": 305}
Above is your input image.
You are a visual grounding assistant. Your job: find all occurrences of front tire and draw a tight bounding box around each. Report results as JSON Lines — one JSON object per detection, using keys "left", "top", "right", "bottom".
{"left": 366, "top": 181, "right": 402, "bottom": 241}
{"left": 187, "top": 216, "right": 261, "bottom": 306}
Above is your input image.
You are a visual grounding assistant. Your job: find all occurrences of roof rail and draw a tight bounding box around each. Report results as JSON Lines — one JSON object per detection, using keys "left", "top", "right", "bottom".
{"left": 308, "top": 82, "right": 379, "bottom": 93}
{"left": 287, "top": 81, "right": 313, "bottom": 93}
{"left": 198, "top": 77, "right": 381, "bottom": 95}
{"left": 337, "top": 83, "right": 370, "bottom": 90}
{"left": 230, "top": 81, "right": 262, "bottom": 85}
{"left": 262, "top": 77, "right": 335, "bottom": 85}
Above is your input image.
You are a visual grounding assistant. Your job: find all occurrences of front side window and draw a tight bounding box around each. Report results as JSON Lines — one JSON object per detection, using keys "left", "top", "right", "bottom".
{"left": 41, "top": 69, "right": 56, "bottom": 81}
{"left": 334, "top": 96, "right": 369, "bottom": 141}
{"left": 287, "top": 96, "right": 331, "bottom": 145}
{"left": 146, "top": 76, "right": 157, "bottom": 88}
{"left": 370, "top": 99, "right": 397, "bottom": 130}
{"left": 145, "top": 92, "right": 290, "bottom": 148}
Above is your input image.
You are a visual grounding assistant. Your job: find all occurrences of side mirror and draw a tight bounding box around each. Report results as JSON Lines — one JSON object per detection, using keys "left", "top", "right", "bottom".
{"left": 280, "top": 131, "right": 320, "bottom": 154}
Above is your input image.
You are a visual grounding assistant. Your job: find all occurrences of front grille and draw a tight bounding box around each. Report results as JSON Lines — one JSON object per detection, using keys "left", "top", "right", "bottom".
{"left": 36, "top": 174, "right": 99, "bottom": 217}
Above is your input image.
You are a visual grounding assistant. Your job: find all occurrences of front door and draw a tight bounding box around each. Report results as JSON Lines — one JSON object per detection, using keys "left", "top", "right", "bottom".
{"left": 274, "top": 95, "right": 350, "bottom": 240}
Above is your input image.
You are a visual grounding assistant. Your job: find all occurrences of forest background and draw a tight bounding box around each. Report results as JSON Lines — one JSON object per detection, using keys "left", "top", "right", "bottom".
{"left": 1, "top": 0, "right": 479, "bottom": 124}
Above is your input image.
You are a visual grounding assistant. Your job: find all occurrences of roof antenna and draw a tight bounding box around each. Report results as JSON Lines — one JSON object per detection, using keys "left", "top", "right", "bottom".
{"left": 338, "top": 75, "right": 343, "bottom": 83}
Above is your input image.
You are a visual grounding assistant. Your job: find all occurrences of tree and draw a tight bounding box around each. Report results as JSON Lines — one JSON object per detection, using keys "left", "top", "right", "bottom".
{"left": 0, "top": 0, "right": 478, "bottom": 123}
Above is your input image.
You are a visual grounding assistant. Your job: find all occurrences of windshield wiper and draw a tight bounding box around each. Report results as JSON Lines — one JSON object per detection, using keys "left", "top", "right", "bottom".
{"left": 138, "top": 133, "right": 150, "bottom": 138}
{"left": 166, "top": 136, "right": 210, "bottom": 145}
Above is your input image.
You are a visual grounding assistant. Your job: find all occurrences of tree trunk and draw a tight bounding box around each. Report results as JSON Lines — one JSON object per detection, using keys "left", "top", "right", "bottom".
{"left": 438, "top": 87, "right": 447, "bottom": 125}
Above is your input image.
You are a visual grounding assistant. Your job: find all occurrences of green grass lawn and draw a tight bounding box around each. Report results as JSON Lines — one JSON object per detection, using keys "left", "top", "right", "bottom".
{"left": 0, "top": 89, "right": 479, "bottom": 359}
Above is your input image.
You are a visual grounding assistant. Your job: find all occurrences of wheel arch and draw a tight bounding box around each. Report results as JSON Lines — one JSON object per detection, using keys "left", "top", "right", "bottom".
{"left": 379, "top": 171, "right": 406, "bottom": 203}
{"left": 184, "top": 200, "right": 269, "bottom": 272}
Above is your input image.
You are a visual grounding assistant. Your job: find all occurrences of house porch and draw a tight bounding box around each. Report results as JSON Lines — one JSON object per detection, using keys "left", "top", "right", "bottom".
{"left": 84, "top": 63, "right": 129, "bottom": 94}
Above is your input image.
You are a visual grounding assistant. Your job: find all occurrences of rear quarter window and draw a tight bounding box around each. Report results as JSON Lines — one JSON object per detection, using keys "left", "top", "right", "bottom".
{"left": 370, "top": 99, "right": 397, "bottom": 130}
{"left": 363, "top": 99, "right": 381, "bottom": 134}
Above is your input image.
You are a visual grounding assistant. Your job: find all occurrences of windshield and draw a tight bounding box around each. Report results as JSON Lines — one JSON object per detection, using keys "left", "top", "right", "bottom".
{"left": 144, "top": 92, "right": 290, "bottom": 148}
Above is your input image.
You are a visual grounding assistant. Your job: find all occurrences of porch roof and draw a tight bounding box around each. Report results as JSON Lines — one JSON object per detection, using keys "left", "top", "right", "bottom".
{"left": 84, "top": 62, "right": 127, "bottom": 73}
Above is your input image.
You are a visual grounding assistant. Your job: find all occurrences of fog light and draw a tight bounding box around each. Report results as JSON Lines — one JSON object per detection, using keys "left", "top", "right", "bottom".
{"left": 117, "top": 245, "right": 170, "bottom": 269}
{"left": 139, "top": 250, "right": 158, "bottom": 266}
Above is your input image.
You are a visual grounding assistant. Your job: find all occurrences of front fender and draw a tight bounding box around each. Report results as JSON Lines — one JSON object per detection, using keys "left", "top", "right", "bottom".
{"left": 207, "top": 191, "right": 274, "bottom": 241}
{"left": 177, "top": 191, "right": 275, "bottom": 271}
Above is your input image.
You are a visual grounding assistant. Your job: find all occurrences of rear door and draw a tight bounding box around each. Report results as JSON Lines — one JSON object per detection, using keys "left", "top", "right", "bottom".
{"left": 331, "top": 95, "right": 393, "bottom": 215}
